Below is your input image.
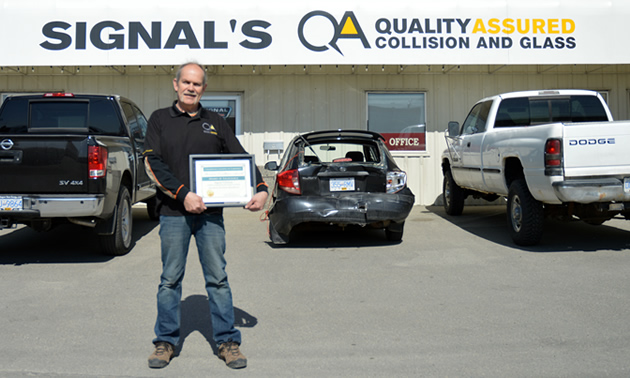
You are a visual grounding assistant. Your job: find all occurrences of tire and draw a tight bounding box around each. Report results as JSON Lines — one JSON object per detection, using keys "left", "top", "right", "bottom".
{"left": 145, "top": 196, "right": 160, "bottom": 221}
{"left": 100, "top": 186, "right": 133, "bottom": 255}
{"left": 507, "top": 179, "right": 544, "bottom": 246}
{"left": 443, "top": 170, "right": 465, "bottom": 216}
{"left": 385, "top": 221, "right": 404, "bottom": 242}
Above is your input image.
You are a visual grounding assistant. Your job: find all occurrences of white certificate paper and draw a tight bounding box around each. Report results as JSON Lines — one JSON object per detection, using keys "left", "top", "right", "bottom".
{"left": 190, "top": 155, "right": 255, "bottom": 207}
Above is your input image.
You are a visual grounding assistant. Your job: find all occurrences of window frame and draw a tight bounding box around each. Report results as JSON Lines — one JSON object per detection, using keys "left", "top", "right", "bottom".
{"left": 366, "top": 92, "right": 427, "bottom": 154}
{"left": 200, "top": 93, "right": 243, "bottom": 136}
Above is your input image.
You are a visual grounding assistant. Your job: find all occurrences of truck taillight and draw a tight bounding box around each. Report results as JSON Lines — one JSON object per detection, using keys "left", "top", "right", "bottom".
{"left": 88, "top": 145, "right": 108, "bottom": 178}
{"left": 544, "top": 138, "right": 563, "bottom": 176}
{"left": 277, "top": 169, "right": 301, "bottom": 194}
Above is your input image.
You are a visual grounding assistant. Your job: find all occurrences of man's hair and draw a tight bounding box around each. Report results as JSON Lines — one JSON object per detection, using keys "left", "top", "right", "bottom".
{"left": 175, "top": 62, "right": 207, "bottom": 86}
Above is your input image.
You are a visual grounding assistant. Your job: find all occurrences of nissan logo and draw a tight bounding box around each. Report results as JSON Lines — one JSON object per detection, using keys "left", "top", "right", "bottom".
{"left": 1, "top": 139, "right": 14, "bottom": 150}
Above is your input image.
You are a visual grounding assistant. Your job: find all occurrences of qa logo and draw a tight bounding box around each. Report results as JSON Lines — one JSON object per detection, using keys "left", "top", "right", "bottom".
{"left": 298, "top": 11, "right": 370, "bottom": 55}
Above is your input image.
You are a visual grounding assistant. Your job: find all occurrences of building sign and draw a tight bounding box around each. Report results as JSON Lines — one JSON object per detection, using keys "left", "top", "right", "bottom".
{"left": 205, "top": 107, "right": 232, "bottom": 119}
{"left": 0, "top": 0, "right": 628, "bottom": 66}
{"left": 381, "top": 133, "right": 426, "bottom": 152}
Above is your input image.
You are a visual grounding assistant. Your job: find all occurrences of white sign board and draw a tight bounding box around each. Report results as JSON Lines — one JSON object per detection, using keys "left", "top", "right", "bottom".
{"left": 0, "top": 0, "right": 628, "bottom": 66}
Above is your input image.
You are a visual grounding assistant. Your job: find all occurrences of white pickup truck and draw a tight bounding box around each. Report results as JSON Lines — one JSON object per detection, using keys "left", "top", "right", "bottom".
{"left": 442, "top": 89, "right": 630, "bottom": 246}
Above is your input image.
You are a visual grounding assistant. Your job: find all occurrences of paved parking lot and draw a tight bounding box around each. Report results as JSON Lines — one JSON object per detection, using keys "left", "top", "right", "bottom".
{"left": 1, "top": 204, "right": 630, "bottom": 377}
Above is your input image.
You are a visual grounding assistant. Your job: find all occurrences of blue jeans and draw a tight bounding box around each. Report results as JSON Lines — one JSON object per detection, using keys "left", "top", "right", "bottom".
{"left": 153, "top": 213, "right": 241, "bottom": 348}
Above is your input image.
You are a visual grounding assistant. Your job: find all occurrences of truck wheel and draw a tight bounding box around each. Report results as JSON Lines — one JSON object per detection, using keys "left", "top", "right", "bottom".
{"left": 385, "top": 221, "right": 405, "bottom": 242}
{"left": 443, "top": 170, "right": 465, "bottom": 215}
{"left": 100, "top": 186, "right": 133, "bottom": 255}
{"left": 507, "top": 179, "right": 544, "bottom": 246}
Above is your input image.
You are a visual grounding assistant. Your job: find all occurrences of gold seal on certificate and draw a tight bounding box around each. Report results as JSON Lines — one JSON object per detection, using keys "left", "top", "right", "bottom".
{"left": 189, "top": 154, "right": 256, "bottom": 207}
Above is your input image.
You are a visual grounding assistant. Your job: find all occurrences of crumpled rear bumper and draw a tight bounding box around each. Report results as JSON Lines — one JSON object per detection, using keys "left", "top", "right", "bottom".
{"left": 269, "top": 190, "right": 415, "bottom": 235}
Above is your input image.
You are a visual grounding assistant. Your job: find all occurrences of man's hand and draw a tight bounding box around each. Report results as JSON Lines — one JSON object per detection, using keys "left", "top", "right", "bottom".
{"left": 184, "top": 192, "right": 207, "bottom": 214}
{"left": 245, "top": 191, "right": 268, "bottom": 212}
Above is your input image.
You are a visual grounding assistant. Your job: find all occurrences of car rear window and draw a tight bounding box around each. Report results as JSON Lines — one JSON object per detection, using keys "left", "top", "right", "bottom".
{"left": 302, "top": 141, "right": 381, "bottom": 164}
{"left": 30, "top": 101, "right": 89, "bottom": 129}
{"left": 494, "top": 95, "right": 609, "bottom": 127}
{"left": 0, "top": 96, "right": 124, "bottom": 135}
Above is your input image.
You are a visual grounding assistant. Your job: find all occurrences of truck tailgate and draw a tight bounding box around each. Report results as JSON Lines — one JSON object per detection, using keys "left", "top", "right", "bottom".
{"left": 562, "top": 121, "right": 630, "bottom": 177}
{"left": 0, "top": 135, "right": 88, "bottom": 193}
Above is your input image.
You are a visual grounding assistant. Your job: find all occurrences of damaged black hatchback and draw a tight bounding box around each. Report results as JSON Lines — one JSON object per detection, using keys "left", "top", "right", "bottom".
{"left": 263, "top": 130, "right": 415, "bottom": 244}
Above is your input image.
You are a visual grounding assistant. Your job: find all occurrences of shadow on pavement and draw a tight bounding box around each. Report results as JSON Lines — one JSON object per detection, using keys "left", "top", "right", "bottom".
{"left": 265, "top": 222, "right": 402, "bottom": 249}
{"left": 426, "top": 204, "right": 630, "bottom": 253}
{"left": 0, "top": 207, "right": 158, "bottom": 265}
{"left": 179, "top": 294, "right": 257, "bottom": 355}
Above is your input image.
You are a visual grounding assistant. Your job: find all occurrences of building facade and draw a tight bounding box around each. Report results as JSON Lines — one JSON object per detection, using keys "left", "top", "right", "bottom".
{"left": 2, "top": 1, "right": 630, "bottom": 205}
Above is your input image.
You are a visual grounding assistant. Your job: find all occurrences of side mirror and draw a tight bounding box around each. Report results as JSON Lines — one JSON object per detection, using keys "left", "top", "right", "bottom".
{"left": 447, "top": 121, "right": 460, "bottom": 136}
{"left": 264, "top": 161, "right": 278, "bottom": 171}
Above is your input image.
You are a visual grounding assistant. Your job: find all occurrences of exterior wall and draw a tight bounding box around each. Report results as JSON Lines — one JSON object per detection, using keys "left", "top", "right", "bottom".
{"left": 2, "top": 64, "right": 630, "bottom": 205}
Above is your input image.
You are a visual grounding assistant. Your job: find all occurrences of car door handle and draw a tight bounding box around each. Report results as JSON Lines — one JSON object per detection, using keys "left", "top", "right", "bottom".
{"left": 466, "top": 142, "right": 471, "bottom": 147}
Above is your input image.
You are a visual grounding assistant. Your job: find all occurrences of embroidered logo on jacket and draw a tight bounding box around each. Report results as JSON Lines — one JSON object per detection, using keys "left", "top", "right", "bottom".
{"left": 202, "top": 123, "right": 218, "bottom": 135}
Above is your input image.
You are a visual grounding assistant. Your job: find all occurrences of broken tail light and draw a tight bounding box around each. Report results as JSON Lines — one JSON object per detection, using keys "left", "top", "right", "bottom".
{"left": 387, "top": 171, "right": 407, "bottom": 193}
{"left": 88, "top": 145, "right": 108, "bottom": 178}
{"left": 277, "top": 169, "right": 301, "bottom": 194}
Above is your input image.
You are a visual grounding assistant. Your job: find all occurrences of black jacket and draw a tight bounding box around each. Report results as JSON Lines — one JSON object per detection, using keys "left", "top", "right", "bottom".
{"left": 144, "top": 102, "right": 267, "bottom": 216}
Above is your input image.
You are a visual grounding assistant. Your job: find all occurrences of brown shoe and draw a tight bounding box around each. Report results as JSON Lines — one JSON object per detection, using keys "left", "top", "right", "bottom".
{"left": 218, "top": 342, "right": 247, "bottom": 369}
{"left": 148, "top": 341, "right": 174, "bottom": 369}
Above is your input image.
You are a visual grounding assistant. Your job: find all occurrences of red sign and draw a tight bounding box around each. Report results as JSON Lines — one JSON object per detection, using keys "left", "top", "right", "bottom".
{"left": 381, "top": 132, "right": 426, "bottom": 151}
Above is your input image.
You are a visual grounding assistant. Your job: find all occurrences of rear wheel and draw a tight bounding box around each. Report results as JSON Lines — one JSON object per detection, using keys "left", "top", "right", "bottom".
{"left": 100, "top": 186, "right": 133, "bottom": 255}
{"left": 507, "top": 179, "right": 544, "bottom": 246}
{"left": 443, "top": 170, "right": 465, "bottom": 215}
{"left": 385, "top": 221, "right": 405, "bottom": 242}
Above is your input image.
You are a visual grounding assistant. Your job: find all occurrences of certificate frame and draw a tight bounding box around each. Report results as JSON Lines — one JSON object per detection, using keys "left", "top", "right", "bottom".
{"left": 189, "top": 154, "right": 256, "bottom": 207}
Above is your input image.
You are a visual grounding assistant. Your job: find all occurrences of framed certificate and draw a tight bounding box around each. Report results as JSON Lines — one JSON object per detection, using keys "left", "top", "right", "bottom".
{"left": 189, "top": 154, "right": 256, "bottom": 207}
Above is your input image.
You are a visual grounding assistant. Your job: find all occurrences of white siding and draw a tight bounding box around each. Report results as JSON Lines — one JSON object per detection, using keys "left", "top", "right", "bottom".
{"left": 3, "top": 64, "right": 630, "bottom": 205}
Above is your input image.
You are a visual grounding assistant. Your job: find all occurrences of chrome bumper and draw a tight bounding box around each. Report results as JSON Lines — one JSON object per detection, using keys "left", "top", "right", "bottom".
{"left": 552, "top": 178, "right": 630, "bottom": 203}
{"left": 0, "top": 195, "right": 105, "bottom": 218}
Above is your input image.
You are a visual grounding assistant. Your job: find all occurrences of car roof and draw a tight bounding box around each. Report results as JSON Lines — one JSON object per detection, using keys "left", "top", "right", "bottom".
{"left": 295, "top": 129, "right": 385, "bottom": 144}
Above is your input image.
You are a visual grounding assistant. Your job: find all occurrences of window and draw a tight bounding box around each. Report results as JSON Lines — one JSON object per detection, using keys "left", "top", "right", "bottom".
{"left": 0, "top": 96, "right": 124, "bottom": 134}
{"left": 367, "top": 93, "right": 426, "bottom": 152}
{"left": 30, "top": 101, "right": 88, "bottom": 129}
{"left": 301, "top": 141, "right": 381, "bottom": 164}
{"left": 0, "top": 97, "right": 28, "bottom": 132}
{"left": 200, "top": 94, "right": 242, "bottom": 135}
{"left": 88, "top": 97, "right": 124, "bottom": 135}
{"left": 494, "top": 95, "right": 609, "bottom": 128}
{"left": 462, "top": 101, "right": 492, "bottom": 134}
{"left": 121, "top": 102, "right": 138, "bottom": 138}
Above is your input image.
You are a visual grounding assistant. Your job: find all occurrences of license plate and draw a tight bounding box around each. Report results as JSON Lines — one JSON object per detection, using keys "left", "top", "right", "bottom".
{"left": 330, "top": 178, "right": 355, "bottom": 192}
{"left": 0, "top": 196, "right": 23, "bottom": 211}
{"left": 625, "top": 178, "right": 630, "bottom": 194}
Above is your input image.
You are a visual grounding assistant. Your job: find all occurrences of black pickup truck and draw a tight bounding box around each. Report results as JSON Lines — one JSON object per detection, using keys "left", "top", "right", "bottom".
{"left": 0, "top": 93, "right": 156, "bottom": 255}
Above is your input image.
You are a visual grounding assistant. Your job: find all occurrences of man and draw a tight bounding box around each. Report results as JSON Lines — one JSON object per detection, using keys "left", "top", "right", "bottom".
{"left": 144, "top": 62, "right": 268, "bottom": 369}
